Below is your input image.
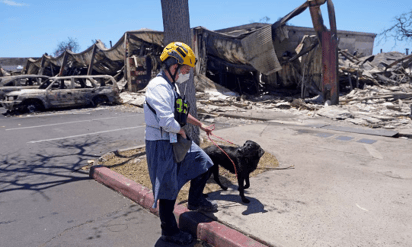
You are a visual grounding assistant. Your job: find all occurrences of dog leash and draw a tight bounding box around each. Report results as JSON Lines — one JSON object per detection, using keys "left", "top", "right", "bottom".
{"left": 208, "top": 133, "right": 237, "bottom": 146}
{"left": 207, "top": 132, "right": 239, "bottom": 179}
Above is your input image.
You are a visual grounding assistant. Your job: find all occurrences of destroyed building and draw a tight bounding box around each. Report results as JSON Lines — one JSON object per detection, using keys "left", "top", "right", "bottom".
{"left": 21, "top": 24, "right": 377, "bottom": 95}
{"left": 16, "top": 0, "right": 411, "bottom": 132}
{"left": 0, "top": 3, "right": 408, "bottom": 134}
{"left": 23, "top": 30, "right": 164, "bottom": 92}
{"left": 0, "top": 57, "right": 32, "bottom": 75}
{"left": 192, "top": 22, "right": 377, "bottom": 96}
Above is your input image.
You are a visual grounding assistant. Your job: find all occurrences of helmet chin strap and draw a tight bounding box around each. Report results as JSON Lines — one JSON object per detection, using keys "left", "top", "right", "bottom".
{"left": 166, "top": 64, "right": 181, "bottom": 89}
{"left": 168, "top": 64, "right": 180, "bottom": 83}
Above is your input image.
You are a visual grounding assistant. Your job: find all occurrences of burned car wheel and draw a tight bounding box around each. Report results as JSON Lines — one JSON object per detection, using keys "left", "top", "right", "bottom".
{"left": 23, "top": 100, "right": 44, "bottom": 113}
{"left": 93, "top": 95, "right": 108, "bottom": 107}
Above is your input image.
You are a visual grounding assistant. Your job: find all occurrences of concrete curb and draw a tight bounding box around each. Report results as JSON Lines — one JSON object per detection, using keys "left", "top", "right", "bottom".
{"left": 89, "top": 165, "right": 268, "bottom": 247}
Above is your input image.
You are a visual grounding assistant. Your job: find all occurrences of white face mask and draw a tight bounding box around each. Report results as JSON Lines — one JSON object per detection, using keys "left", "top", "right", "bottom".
{"left": 176, "top": 72, "right": 190, "bottom": 84}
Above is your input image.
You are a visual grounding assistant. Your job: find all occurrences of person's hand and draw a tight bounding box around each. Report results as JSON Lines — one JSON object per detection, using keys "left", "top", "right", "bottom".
{"left": 178, "top": 128, "right": 187, "bottom": 139}
{"left": 200, "top": 123, "right": 215, "bottom": 136}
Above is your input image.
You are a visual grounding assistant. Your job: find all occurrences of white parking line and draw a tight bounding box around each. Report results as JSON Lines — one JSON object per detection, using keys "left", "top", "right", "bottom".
{"left": 6, "top": 115, "right": 137, "bottom": 131}
{"left": 27, "top": 126, "right": 145, "bottom": 144}
{"left": 12, "top": 111, "right": 92, "bottom": 119}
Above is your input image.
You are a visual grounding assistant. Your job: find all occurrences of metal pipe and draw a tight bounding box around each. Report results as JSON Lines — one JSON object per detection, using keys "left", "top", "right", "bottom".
{"left": 326, "top": 0, "right": 337, "bottom": 35}
{"left": 309, "top": 5, "right": 327, "bottom": 44}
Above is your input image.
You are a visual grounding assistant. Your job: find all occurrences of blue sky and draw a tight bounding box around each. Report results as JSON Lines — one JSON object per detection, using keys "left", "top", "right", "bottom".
{"left": 0, "top": 0, "right": 411, "bottom": 58}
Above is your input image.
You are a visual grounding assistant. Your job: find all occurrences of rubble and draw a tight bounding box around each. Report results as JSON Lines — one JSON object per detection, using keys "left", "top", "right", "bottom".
{"left": 339, "top": 51, "right": 412, "bottom": 90}
{"left": 119, "top": 91, "right": 146, "bottom": 107}
{"left": 120, "top": 79, "right": 412, "bottom": 130}
{"left": 197, "top": 75, "right": 412, "bottom": 129}
{"left": 118, "top": 49, "right": 412, "bottom": 131}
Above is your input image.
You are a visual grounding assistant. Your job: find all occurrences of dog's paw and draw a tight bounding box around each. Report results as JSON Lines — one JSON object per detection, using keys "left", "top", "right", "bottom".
{"left": 241, "top": 197, "right": 250, "bottom": 203}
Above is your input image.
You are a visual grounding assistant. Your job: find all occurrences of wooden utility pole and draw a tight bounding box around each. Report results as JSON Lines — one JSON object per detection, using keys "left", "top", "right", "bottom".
{"left": 161, "top": 0, "right": 200, "bottom": 144}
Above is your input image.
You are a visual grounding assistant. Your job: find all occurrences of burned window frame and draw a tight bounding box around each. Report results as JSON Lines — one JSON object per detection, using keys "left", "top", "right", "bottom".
{"left": 46, "top": 78, "right": 73, "bottom": 90}
{"left": 73, "top": 78, "right": 96, "bottom": 89}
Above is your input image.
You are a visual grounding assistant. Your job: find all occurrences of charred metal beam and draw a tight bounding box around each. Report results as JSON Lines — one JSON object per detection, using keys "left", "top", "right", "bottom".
{"left": 326, "top": 0, "right": 337, "bottom": 35}
{"left": 309, "top": 1, "right": 328, "bottom": 43}
{"left": 308, "top": 0, "right": 339, "bottom": 105}
{"left": 58, "top": 51, "right": 69, "bottom": 77}
{"left": 50, "top": 63, "right": 54, "bottom": 77}
{"left": 322, "top": 31, "right": 339, "bottom": 105}
{"left": 124, "top": 33, "right": 129, "bottom": 81}
{"left": 326, "top": 0, "right": 339, "bottom": 104}
{"left": 87, "top": 44, "right": 98, "bottom": 75}
{"left": 275, "top": 1, "right": 310, "bottom": 27}
{"left": 37, "top": 55, "right": 47, "bottom": 75}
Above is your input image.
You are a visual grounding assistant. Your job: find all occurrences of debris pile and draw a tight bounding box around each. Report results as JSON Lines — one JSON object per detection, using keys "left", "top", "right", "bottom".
{"left": 194, "top": 85, "right": 412, "bottom": 130}
{"left": 335, "top": 84, "right": 412, "bottom": 128}
{"left": 119, "top": 91, "right": 146, "bottom": 106}
{"left": 119, "top": 56, "right": 412, "bottom": 130}
{"left": 339, "top": 51, "right": 412, "bottom": 90}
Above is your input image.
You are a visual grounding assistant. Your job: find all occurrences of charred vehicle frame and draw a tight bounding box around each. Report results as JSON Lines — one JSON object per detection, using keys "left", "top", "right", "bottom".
{"left": 0, "top": 75, "right": 50, "bottom": 101}
{"left": 1, "top": 75, "right": 121, "bottom": 113}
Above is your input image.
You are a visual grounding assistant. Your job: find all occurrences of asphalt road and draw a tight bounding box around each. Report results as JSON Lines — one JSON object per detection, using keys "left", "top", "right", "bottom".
{"left": 0, "top": 106, "right": 170, "bottom": 247}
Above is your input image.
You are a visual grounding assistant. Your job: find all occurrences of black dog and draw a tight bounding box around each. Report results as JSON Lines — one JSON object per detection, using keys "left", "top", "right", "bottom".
{"left": 203, "top": 140, "right": 265, "bottom": 203}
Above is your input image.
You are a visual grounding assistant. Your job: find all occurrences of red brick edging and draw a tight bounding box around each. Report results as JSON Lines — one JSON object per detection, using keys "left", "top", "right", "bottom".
{"left": 90, "top": 165, "right": 268, "bottom": 247}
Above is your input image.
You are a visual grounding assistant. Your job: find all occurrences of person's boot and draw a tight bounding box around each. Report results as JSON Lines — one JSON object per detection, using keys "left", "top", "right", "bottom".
{"left": 188, "top": 197, "right": 218, "bottom": 212}
{"left": 161, "top": 230, "right": 193, "bottom": 245}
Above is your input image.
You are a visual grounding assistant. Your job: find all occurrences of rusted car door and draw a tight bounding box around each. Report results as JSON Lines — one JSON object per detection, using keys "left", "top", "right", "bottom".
{"left": 46, "top": 78, "right": 74, "bottom": 108}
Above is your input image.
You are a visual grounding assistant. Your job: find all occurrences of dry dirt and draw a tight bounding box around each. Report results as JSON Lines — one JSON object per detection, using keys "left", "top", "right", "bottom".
{"left": 98, "top": 136, "right": 279, "bottom": 205}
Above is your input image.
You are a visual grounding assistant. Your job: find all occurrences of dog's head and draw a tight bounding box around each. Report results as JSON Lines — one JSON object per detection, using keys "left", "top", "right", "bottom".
{"left": 238, "top": 140, "right": 265, "bottom": 158}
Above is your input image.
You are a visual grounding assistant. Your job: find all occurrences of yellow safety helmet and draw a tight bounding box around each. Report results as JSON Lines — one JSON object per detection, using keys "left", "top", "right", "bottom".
{"left": 160, "top": 42, "right": 196, "bottom": 68}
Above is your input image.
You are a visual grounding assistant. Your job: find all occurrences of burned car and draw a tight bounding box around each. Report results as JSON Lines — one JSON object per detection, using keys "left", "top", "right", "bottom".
{"left": 0, "top": 75, "right": 50, "bottom": 101}
{"left": 1, "top": 75, "right": 121, "bottom": 113}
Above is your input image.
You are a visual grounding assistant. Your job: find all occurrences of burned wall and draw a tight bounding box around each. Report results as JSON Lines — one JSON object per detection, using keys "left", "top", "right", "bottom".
{"left": 286, "top": 26, "right": 376, "bottom": 57}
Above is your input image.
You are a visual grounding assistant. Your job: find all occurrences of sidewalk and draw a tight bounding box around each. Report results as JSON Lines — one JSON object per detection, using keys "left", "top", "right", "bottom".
{"left": 207, "top": 121, "right": 412, "bottom": 247}
{"left": 91, "top": 111, "right": 412, "bottom": 247}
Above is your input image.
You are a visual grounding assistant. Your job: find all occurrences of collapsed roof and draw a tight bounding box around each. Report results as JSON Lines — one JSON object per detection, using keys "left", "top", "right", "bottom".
{"left": 24, "top": 30, "right": 164, "bottom": 76}
{"left": 23, "top": 25, "right": 377, "bottom": 93}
